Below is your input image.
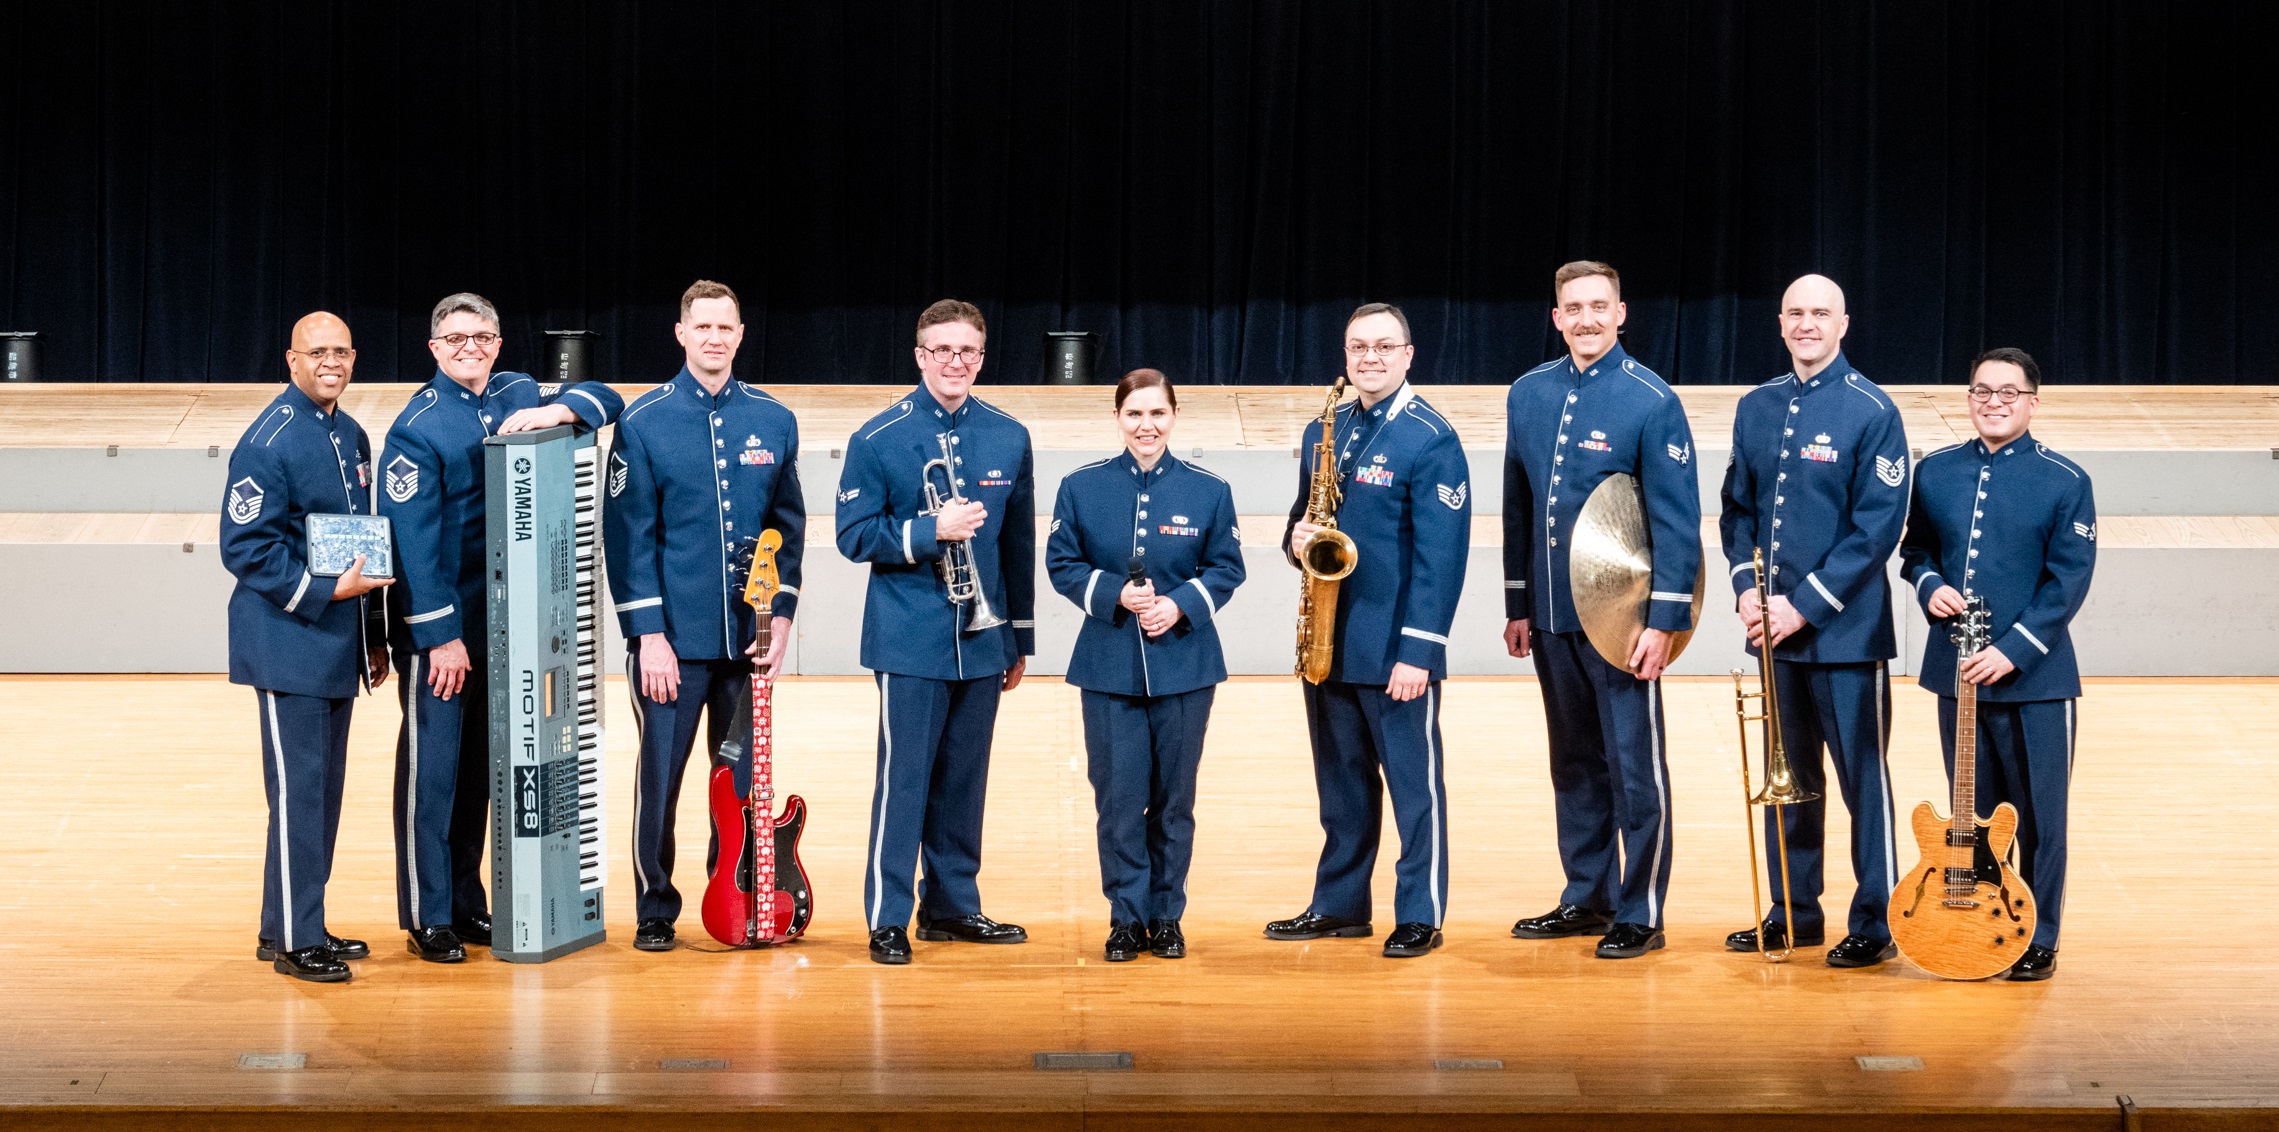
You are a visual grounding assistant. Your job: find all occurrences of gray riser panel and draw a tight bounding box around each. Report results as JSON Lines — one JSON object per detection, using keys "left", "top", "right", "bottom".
{"left": 10, "top": 444, "right": 2275, "bottom": 517}
{"left": 9, "top": 541, "right": 2274, "bottom": 678}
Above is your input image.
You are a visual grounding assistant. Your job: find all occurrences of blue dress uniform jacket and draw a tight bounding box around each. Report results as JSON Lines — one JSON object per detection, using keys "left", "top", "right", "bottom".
{"left": 380, "top": 370, "right": 621, "bottom": 651}
{"left": 1719, "top": 355, "right": 1910, "bottom": 662}
{"left": 223, "top": 382, "right": 383, "bottom": 699}
{"left": 377, "top": 369, "right": 622, "bottom": 933}
{"left": 1048, "top": 451, "right": 1245, "bottom": 697}
{"left": 836, "top": 385, "right": 1038, "bottom": 678}
{"left": 605, "top": 368, "right": 807, "bottom": 661}
{"left": 1502, "top": 345, "right": 1701, "bottom": 634}
{"left": 1900, "top": 433, "right": 2097, "bottom": 702}
{"left": 1279, "top": 382, "right": 1472, "bottom": 683}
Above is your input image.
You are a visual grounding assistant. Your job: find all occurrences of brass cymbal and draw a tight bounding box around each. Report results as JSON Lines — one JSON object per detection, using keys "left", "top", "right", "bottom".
{"left": 1569, "top": 473, "right": 1705, "bottom": 674}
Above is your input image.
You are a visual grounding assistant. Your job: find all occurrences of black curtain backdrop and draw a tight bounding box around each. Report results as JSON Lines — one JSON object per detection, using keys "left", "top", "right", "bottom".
{"left": 2, "top": 2, "right": 2273, "bottom": 386}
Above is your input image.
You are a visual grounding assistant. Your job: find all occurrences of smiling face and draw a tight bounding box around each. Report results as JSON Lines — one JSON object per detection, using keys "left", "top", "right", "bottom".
{"left": 1343, "top": 310, "right": 1413, "bottom": 402}
{"left": 1779, "top": 274, "right": 1849, "bottom": 374}
{"left": 1551, "top": 273, "right": 1626, "bottom": 367}
{"left": 1116, "top": 384, "right": 1177, "bottom": 462}
{"left": 1968, "top": 359, "right": 2040, "bottom": 449}
{"left": 286, "top": 312, "right": 355, "bottom": 411}
{"left": 915, "top": 318, "right": 986, "bottom": 408}
{"left": 675, "top": 296, "right": 744, "bottom": 380}
{"left": 428, "top": 309, "right": 500, "bottom": 389}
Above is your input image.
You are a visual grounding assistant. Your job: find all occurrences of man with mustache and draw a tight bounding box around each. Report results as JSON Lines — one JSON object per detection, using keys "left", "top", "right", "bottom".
{"left": 1503, "top": 262, "right": 1701, "bottom": 960}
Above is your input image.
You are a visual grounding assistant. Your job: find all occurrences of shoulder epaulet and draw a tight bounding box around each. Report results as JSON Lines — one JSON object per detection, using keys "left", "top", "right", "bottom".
{"left": 1182, "top": 460, "right": 1230, "bottom": 486}
{"left": 621, "top": 381, "right": 677, "bottom": 423}
{"left": 1515, "top": 358, "right": 1565, "bottom": 385}
{"left": 1400, "top": 398, "right": 1450, "bottom": 437}
{"left": 970, "top": 397, "right": 1025, "bottom": 429}
{"left": 1065, "top": 455, "right": 1117, "bottom": 477}
{"left": 1842, "top": 373, "right": 1892, "bottom": 411}
{"left": 251, "top": 403, "right": 296, "bottom": 447}
{"left": 2033, "top": 443, "right": 2084, "bottom": 479}
{"left": 860, "top": 399, "right": 917, "bottom": 441}
{"left": 735, "top": 382, "right": 786, "bottom": 407}
{"left": 397, "top": 388, "right": 441, "bottom": 431}
{"left": 1619, "top": 359, "right": 1670, "bottom": 398}
{"left": 1914, "top": 441, "right": 1968, "bottom": 466}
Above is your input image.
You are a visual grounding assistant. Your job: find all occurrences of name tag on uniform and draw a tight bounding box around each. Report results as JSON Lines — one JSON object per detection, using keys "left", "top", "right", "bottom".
{"left": 306, "top": 513, "right": 396, "bottom": 578}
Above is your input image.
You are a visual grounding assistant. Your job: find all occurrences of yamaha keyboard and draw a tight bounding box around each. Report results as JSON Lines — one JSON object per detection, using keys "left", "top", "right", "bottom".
{"left": 484, "top": 424, "right": 608, "bottom": 962}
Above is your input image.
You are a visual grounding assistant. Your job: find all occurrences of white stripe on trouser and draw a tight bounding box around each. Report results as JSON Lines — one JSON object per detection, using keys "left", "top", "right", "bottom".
{"left": 405, "top": 655, "right": 422, "bottom": 926}
{"left": 1425, "top": 683, "right": 1444, "bottom": 927}
{"left": 868, "top": 673, "right": 893, "bottom": 930}
{"left": 1645, "top": 679, "right": 1669, "bottom": 927}
{"left": 627, "top": 654, "right": 653, "bottom": 902}
{"left": 1874, "top": 662, "right": 1897, "bottom": 893}
{"left": 264, "top": 690, "right": 295, "bottom": 952}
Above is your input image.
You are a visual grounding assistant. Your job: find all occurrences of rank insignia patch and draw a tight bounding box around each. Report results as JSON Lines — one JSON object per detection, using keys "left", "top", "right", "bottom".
{"left": 1437, "top": 482, "right": 1469, "bottom": 510}
{"left": 384, "top": 454, "right": 420, "bottom": 503}
{"left": 1875, "top": 455, "right": 1906, "bottom": 486}
{"left": 608, "top": 451, "right": 629, "bottom": 497}
{"left": 227, "top": 477, "right": 265, "bottom": 525}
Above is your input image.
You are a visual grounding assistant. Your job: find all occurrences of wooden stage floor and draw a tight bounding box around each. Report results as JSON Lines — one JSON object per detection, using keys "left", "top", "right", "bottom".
{"left": 1, "top": 674, "right": 2275, "bottom": 1130}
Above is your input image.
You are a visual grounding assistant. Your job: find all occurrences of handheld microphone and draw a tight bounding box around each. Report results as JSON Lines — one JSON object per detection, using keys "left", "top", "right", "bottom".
{"left": 1127, "top": 556, "right": 1148, "bottom": 587}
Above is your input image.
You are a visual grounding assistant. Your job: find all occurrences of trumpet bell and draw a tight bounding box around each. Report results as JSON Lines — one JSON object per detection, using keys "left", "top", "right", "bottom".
{"left": 1300, "top": 527, "right": 1358, "bottom": 582}
{"left": 964, "top": 589, "right": 1009, "bottom": 632}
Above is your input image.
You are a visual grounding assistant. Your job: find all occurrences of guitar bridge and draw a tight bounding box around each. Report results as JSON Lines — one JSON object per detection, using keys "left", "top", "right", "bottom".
{"left": 1941, "top": 898, "right": 1981, "bottom": 909}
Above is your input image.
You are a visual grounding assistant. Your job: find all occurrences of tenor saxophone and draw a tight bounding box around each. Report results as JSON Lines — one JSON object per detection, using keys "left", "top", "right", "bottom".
{"left": 1294, "top": 376, "right": 1358, "bottom": 683}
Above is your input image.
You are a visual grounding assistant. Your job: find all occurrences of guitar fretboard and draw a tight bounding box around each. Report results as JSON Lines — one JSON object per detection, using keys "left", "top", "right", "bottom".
{"left": 1946, "top": 679, "right": 1978, "bottom": 895}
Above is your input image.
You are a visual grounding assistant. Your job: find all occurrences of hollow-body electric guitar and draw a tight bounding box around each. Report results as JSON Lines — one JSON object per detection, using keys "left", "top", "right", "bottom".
{"left": 1889, "top": 593, "right": 2037, "bottom": 979}
{"left": 700, "top": 529, "right": 813, "bottom": 946}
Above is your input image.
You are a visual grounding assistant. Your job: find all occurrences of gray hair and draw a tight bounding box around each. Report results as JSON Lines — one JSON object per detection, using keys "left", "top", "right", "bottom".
{"left": 430, "top": 292, "right": 501, "bottom": 338}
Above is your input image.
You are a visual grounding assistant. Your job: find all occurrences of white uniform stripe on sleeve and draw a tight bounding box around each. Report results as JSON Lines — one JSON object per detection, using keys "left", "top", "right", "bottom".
{"left": 1185, "top": 577, "right": 1217, "bottom": 617}
{"left": 1806, "top": 572, "right": 1845, "bottom": 612}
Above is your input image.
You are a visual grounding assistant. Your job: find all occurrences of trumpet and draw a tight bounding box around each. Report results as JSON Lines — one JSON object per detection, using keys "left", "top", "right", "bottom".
{"left": 1729, "top": 548, "right": 1819, "bottom": 962}
{"left": 921, "top": 432, "right": 1008, "bottom": 632}
{"left": 1294, "top": 375, "right": 1357, "bottom": 683}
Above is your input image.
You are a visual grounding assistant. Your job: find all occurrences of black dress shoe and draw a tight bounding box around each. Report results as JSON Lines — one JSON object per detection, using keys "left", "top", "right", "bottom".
{"left": 1104, "top": 922, "right": 1149, "bottom": 962}
{"left": 457, "top": 912, "right": 493, "bottom": 948}
{"left": 1263, "top": 911, "right": 1373, "bottom": 940}
{"left": 2007, "top": 945, "right": 2057, "bottom": 982}
{"left": 407, "top": 926, "right": 466, "bottom": 963}
{"left": 274, "top": 945, "right": 351, "bottom": 983}
{"left": 1383, "top": 922, "right": 1443, "bottom": 957}
{"left": 1825, "top": 934, "right": 1897, "bottom": 968}
{"left": 915, "top": 913, "right": 1028, "bottom": 944}
{"left": 1724, "top": 921, "right": 1825, "bottom": 952}
{"left": 633, "top": 918, "right": 676, "bottom": 952}
{"left": 1595, "top": 922, "right": 1667, "bottom": 959}
{"left": 869, "top": 926, "right": 912, "bottom": 965}
{"left": 1510, "top": 904, "right": 1614, "bottom": 939}
{"left": 257, "top": 935, "right": 367, "bottom": 962}
{"left": 1148, "top": 919, "right": 1186, "bottom": 959}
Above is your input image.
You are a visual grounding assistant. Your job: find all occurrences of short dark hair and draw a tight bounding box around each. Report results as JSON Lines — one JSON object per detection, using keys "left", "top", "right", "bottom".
{"left": 1553, "top": 260, "right": 1621, "bottom": 304}
{"left": 916, "top": 299, "right": 987, "bottom": 345}
{"left": 680, "top": 280, "right": 741, "bottom": 323}
{"left": 1346, "top": 302, "right": 1410, "bottom": 343}
{"left": 1971, "top": 347, "right": 2042, "bottom": 391}
{"left": 1114, "top": 367, "right": 1177, "bottom": 410}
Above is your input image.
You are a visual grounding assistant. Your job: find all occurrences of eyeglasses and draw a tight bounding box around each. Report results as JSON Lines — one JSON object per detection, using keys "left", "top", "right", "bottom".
{"left": 435, "top": 332, "right": 500, "bottom": 349}
{"left": 922, "top": 346, "right": 985, "bottom": 365}
{"left": 293, "top": 347, "right": 355, "bottom": 361}
{"left": 1968, "top": 385, "right": 2031, "bottom": 404}
{"left": 1344, "top": 342, "right": 1411, "bottom": 358}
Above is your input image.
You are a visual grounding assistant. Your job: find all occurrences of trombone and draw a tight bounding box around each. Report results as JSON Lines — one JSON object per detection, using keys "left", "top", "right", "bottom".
{"left": 1729, "top": 548, "right": 1819, "bottom": 962}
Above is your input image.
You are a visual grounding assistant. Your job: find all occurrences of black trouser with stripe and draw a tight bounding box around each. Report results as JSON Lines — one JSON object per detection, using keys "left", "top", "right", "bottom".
{"left": 390, "top": 647, "right": 493, "bottom": 932}
{"left": 626, "top": 651, "right": 751, "bottom": 925}
{"left": 1939, "top": 696, "right": 2075, "bottom": 950}
{"left": 255, "top": 689, "right": 353, "bottom": 953}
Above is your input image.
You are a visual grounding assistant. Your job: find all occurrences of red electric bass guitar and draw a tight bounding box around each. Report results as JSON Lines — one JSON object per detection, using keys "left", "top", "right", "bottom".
{"left": 700, "top": 529, "right": 813, "bottom": 946}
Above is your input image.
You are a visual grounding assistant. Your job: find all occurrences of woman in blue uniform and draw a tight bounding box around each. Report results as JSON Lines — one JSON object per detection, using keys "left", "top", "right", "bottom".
{"left": 1047, "top": 369, "right": 1245, "bottom": 962}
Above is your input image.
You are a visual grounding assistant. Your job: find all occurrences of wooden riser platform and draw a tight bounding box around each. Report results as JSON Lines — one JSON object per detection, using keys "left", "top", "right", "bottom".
{"left": 0, "top": 675, "right": 2273, "bottom": 1129}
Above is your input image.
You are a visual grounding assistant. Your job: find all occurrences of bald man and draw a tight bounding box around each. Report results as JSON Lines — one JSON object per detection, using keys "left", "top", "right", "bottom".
{"left": 1716, "top": 275, "right": 1910, "bottom": 968}
{"left": 221, "top": 312, "right": 393, "bottom": 983}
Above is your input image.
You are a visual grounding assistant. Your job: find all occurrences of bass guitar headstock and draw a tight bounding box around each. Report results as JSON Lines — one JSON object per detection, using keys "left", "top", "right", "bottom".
{"left": 1950, "top": 591, "right": 1991, "bottom": 659}
{"left": 737, "top": 529, "right": 783, "bottom": 615}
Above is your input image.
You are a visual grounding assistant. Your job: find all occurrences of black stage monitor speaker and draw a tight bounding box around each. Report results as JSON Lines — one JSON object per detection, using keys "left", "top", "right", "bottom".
{"left": 544, "top": 330, "right": 600, "bottom": 384}
{"left": 2, "top": 332, "right": 39, "bottom": 382}
{"left": 1043, "top": 330, "right": 1099, "bottom": 385}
